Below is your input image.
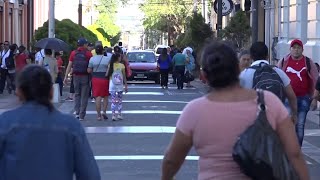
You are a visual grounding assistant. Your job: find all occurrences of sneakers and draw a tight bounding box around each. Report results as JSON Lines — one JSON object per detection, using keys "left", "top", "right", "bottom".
{"left": 65, "top": 97, "right": 73, "bottom": 101}
{"left": 112, "top": 114, "right": 123, "bottom": 121}
{"left": 117, "top": 114, "right": 123, "bottom": 120}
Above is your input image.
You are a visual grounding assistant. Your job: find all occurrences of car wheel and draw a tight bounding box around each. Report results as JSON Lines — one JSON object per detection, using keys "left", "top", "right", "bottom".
{"left": 155, "top": 79, "right": 160, "bottom": 84}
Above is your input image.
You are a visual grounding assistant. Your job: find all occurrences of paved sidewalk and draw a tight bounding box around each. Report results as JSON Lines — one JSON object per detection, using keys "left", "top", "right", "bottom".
{"left": 0, "top": 88, "right": 70, "bottom": 112}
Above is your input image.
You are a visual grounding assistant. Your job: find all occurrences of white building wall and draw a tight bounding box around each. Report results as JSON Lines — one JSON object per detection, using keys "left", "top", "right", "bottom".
{"left": 276, "top": 0, "right": 320, "bottom": 64}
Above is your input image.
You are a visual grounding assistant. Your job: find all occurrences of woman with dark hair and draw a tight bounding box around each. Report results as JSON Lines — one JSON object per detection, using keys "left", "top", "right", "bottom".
{"left": 114, "top": 45, "right": 132, "bottom": 78}
{"left": 88, "top": 45, "right": 111, "bottom": 120}
{"left": 0, "top": 65, "right": 101, "bottom": 180}
{"left": 161, "top": 41, "right": 308, "bottom": 180}
{"left": 157, "top": 48, "right": 172, "bottom": 89}
{"left": 238, "top": 49, "right": 251, "bottom": 72}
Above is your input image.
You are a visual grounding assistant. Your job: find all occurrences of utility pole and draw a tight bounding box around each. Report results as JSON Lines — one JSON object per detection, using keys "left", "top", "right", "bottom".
{"left": 48, "top": 0, "right": 55, "bottom": 38}
{"left": 13, "top": 0, "right": 19, "bottom": 44}
{"left": 78, "top": 0, "right": 83, "bottom": 26}
{"left": 251, "top": 0, "right": 258, "bottom": 43}
{"left": 217, "top": 0, "right": 222, "bottom": 39}
{"left": 202, "top": 0, "right": 206, "bottom": 21}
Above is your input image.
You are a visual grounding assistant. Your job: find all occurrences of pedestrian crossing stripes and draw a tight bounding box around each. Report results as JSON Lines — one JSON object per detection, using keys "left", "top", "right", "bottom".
{"left": 121, "top": 100, "right": 188, "bottom": 104}
{"left": 85, "top": 126, "right": 176, "bottom": 133}
{"left": 94, "top": 155, "right": 198, "bottom": 161}
{"left": 93, "top": 155, "right": 313, "bottom": 164}
{"left": 125, "top": 92, "right": 164, "bottom": 95}
{"left": 127, "top": 86, "right": 196, "bottom": 90}
{"left": 84, "top": 126, "right": 320, "bottom": 137}
{"left": 85, "top": 110, "right": 182, "bottom": 115}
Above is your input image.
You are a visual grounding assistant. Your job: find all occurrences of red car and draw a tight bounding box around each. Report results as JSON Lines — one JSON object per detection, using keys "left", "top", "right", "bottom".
{"left": 127, "top": 50, "right": 160, "bottom": 84}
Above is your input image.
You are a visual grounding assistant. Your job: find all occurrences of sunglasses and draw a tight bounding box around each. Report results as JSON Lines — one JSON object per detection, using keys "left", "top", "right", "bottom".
{"left": 3, "top": 44, "right": 9, "bottom": 46}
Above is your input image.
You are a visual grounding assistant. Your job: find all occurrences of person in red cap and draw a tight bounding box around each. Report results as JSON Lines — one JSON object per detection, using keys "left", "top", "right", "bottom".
{"left": 278, "top": 39, "right": 318, "bottom": 147}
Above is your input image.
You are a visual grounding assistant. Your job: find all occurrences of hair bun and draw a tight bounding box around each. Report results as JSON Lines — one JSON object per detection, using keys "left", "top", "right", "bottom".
{"left": 201, "top": 41, "right": 239, "bottom": 88}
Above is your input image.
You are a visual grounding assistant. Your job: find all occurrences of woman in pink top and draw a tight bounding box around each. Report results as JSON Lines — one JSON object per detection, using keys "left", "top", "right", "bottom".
{"left": 161, "top": 41, "right": 309, "bottom": 180}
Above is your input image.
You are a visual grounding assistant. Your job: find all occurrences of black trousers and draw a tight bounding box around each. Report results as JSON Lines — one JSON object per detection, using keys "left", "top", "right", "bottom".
{"left": 174, "top": 66, "right": 185, "bottom": 89}
{"left": 160, "top": 69, "right": 169, "bottom": 87}
{"left": 0, "top": 68, "right": 15, "bottom": 93}
{"left": 69, "top": 75, "right": 75, "bottom": 93}
{"left": 55, "top": 73, "right": 63, "bottom": 96}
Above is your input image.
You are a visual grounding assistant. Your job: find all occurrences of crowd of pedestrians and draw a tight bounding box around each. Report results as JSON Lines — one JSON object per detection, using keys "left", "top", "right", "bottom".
{"left": 0, "top": 38, "right": 317, "bottom": 179}
{"left": 162, "top": 39, "right": 315, "bottom": 180}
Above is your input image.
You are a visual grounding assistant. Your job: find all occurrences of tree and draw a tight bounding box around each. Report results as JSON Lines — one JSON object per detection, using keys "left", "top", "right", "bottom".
{"left": 33, "top": 19, "right": 98, "bottom": 50}
{"left": 176, "top": 13, "right": 213, "bottom": 51}
{"left": 140, "top": 0, "right": 194, "bottom": 45}
{"left": 93, "top": 0, "right": 124, "bottom": 46}
{"left": 221, "top": 11, "right": 251, "bottom": 49}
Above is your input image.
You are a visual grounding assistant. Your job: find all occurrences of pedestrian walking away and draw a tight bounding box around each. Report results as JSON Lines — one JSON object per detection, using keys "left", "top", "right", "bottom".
{"left": 88, "top": 44, "right": 111, "bottom": 120}
{"left": 106, "top": 53, "right": 128, "bottom": 121}
{"left": 64, "top": 37, "right": 93, "bottom": 121}
{"left": 240, "top": 42, "right": 298, "bottom": 124}
{"left": 157, "top": 48, "right": 172, "bottom": 89}
{"left": 162, "top": 41, "right": 309, "bottom": 180}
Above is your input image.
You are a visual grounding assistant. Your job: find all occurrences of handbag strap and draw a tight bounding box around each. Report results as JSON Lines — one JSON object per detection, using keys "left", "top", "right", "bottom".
{"left": 94, "top": 55, "right": 103, "bottom": 72}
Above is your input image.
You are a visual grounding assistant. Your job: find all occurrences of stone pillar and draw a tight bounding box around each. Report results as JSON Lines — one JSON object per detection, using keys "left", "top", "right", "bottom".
{"left": 305, "top": 0, "right": 320, "bottom": 64}
{"left": 296, "top": 0, "right": 308, "bottom": 43}
{"left": 13, "top": 0, "right": 19, "bottom": 45}
{"left": 277, "top": 0, "right": 290, "bottom": 60}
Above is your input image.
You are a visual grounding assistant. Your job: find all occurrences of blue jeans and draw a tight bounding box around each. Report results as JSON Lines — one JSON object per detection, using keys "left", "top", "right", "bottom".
{"left": 285, "top": 95, "right": 312, "bottom": 146}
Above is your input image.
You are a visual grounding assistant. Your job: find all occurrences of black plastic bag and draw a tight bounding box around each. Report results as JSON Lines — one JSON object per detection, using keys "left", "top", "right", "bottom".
{"left": 233, "top": 90, "right": 298, "bottom": 180}
{"left": 184, "top": 71, "right": 194, "bottom": 83}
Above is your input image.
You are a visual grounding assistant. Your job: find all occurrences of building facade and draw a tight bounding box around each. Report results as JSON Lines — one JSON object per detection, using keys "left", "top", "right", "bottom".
{"left": 273, "top": 0, "right": 320, "bottom": 64}
{"left": 0, "top": 0, "right": 29, "bottom": 46}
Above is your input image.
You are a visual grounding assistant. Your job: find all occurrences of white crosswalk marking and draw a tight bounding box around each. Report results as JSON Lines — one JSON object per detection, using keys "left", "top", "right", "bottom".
{"left": 85, "top": 110, "right": 181, "bottom": 115}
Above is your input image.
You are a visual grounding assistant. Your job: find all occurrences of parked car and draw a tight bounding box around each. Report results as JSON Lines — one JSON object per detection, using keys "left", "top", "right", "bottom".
{"left": 155, "top": 45, "right": 169, "bottom": 58}
{"left": 127, "top": 50, "right": 160, "bottom": 84}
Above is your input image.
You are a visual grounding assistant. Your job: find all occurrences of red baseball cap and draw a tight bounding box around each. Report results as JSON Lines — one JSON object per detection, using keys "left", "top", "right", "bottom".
{"left": 290, "top": 39, "right": 303, "bottom": 48}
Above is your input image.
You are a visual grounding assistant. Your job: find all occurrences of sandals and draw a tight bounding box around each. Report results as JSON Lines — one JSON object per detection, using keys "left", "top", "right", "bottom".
{"left": 102, "top": 113, "right": 108, "bottom": 120}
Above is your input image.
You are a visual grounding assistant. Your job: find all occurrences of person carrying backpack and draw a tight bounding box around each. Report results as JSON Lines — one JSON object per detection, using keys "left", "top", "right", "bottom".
{"left": 64, "top": 38, "right": 93, "bottom": 121}
{"left": 240, "top": 42, "right": 298, "bottom": 124}
{"left": 277, "top": 39, "right": 318, "bottom": 147}
{"left": 106, "top": 53, "right": 128, "bottom": 121}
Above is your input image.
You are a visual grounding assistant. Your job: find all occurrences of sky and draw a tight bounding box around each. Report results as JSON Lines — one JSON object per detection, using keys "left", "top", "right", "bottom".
{"left": 116, "top": 0, "right": 145, "bottom": 33}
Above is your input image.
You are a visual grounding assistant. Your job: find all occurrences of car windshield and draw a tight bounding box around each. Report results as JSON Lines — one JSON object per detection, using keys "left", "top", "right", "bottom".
{"left": 156, "top": 48, "right": 166, "bottom": 54}
{"left": 127, "top": 52, "right": 156, "bottom": 63}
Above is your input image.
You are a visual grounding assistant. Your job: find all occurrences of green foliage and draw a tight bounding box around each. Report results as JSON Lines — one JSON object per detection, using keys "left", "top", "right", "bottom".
{"left": 93, "top": 0, "right": 122, "bottom": 46}
{"left": 176, "top": 13, "right": 213, "bottom": 51}
{"left": 221, "top": 11, "right": 251, "bottom": 48}
{"left": 33, "top": 19, "right": 98, "bottom": 50}
{"left": 95, "top": 13, "right": 121, "bottom": 38}
{"left": 140, "top": 0, "right": 194, "bottom": 43}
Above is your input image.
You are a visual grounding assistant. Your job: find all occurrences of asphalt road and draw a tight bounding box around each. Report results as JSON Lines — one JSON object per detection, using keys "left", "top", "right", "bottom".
{"left": 53, "top": 79, "right": 320, "bottom": 180}
{"left": 0, "top": 78, "right": 319, "bottom": 179}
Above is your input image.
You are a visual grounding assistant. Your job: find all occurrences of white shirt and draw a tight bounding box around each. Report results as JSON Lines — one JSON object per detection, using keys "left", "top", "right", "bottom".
{"left": 239, "top": 60, "right": 291, "bottom": 89}
{"left": 1, "top": 50, "right": 10, "bottom": 69}
{"left": 35, "top": 49, "right": 45, "bottom": 65}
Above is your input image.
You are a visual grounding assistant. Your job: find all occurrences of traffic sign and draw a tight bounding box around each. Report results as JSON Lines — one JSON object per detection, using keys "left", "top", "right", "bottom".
{"left": 213, "top": 0, "right": 234, "bottom": 16}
